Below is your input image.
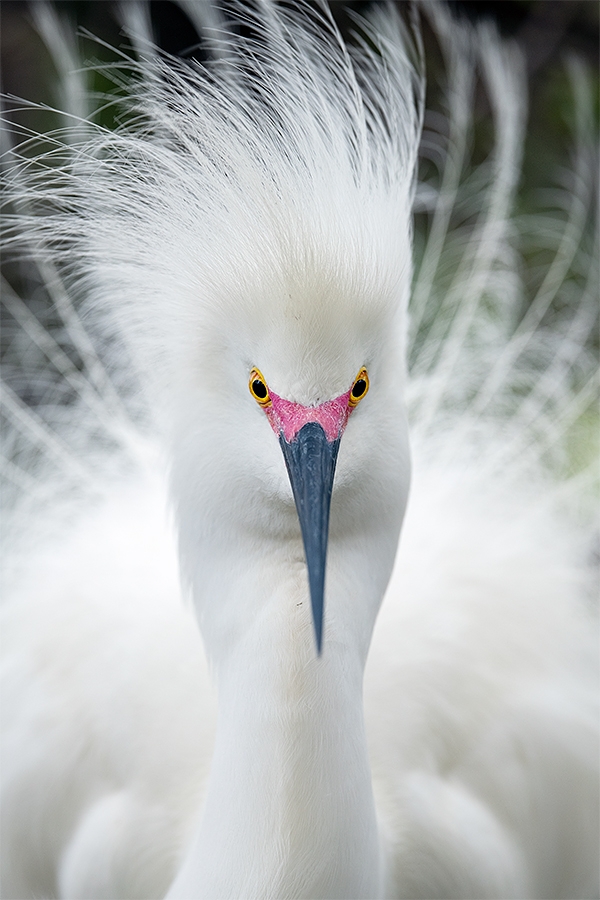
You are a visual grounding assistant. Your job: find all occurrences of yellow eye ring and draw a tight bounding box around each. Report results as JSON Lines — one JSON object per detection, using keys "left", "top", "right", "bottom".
{"left": 348, "top": 367, "right": 369, "bottom": 407}
{"left": 249, "top": 368, "right": 271, "bottom": 406}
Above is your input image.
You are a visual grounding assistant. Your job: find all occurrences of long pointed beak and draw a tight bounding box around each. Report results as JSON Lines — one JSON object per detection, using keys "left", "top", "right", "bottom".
{"left": 279, "top": 421, "right": 340, "bottom": 654}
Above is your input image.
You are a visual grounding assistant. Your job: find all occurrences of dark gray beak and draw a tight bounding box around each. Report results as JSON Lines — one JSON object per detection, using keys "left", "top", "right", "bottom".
{"left": 279, "top": 421, "right": 340, "bottom": 654}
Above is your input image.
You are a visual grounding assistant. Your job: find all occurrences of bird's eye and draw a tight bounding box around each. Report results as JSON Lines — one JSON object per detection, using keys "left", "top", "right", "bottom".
{"left": 349, "top": 367, "right": 369, "bottom": 407}
{"left": 249, "top": 368, "right": 271, "bottom": 406}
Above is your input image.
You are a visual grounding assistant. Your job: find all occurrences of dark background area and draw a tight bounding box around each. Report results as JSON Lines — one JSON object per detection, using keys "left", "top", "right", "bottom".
{"left": 3, "top": 1, "right": 599, "bottom": 66}
{"left": 2, "top": 1, "right": 599, "bottom": 103}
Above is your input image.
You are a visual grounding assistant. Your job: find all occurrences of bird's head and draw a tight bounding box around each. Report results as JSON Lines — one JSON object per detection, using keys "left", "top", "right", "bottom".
{"left": 168, "top": 237, "right": 412, "bottom": 662}
{"left": 73, "top": 4, "right": 420, "bottom": 663}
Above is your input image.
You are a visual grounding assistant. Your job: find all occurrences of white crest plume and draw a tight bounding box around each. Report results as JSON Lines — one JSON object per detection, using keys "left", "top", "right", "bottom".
{"left": 5, "top": 1, "right": 422, "bottom": 427}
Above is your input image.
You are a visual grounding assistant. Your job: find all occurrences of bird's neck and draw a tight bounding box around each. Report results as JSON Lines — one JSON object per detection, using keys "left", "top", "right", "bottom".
{"left": 168, "top": 565, "right": 383, "bottom": 899}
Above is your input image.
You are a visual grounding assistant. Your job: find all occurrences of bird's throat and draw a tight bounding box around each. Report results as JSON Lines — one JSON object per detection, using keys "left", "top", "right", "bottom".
{"left": 167, "top": 582, "right": 382, "bottom": 899}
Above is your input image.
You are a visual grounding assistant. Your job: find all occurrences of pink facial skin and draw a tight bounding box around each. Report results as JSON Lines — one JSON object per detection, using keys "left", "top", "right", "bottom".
{"left": 265, "top": 389, "right": 353, "bottom": 443}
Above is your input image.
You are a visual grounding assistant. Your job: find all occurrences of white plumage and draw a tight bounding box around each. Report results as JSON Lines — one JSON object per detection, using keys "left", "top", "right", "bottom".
{"left": 1, "top": 2, "right": 598, "bottom": 899}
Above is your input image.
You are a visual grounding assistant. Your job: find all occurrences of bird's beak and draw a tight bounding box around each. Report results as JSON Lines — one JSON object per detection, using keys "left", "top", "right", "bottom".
{"left": 279, "top": 421, "right": 340, "bottom": 654}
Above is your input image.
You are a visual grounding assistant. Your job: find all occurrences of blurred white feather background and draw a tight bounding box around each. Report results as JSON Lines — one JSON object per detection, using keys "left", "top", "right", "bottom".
{"left": 0, "top": 1, "right": 598, "bottom": 898}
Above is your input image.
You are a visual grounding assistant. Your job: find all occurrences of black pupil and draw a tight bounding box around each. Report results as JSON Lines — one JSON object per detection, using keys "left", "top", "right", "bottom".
{"left": 352, "top": 379, "right": 366, "bottom": 399}
{"left": 253, "top": 380, "right": 267, "bottom": 399}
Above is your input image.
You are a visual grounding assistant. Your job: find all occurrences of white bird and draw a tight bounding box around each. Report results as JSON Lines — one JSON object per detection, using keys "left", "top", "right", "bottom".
{"left": 1, "top": 2, "right": 598, "bottom": 899}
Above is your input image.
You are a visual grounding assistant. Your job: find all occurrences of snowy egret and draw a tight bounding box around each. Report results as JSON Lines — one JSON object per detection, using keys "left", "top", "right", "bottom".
{"left": 1, "top": 2, "right": 598, "bottom": 899}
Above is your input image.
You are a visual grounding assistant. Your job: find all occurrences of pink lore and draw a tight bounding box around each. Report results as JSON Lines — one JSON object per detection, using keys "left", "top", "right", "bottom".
{"left": 265, "top": 390, "right": 353, "bottom": 443}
